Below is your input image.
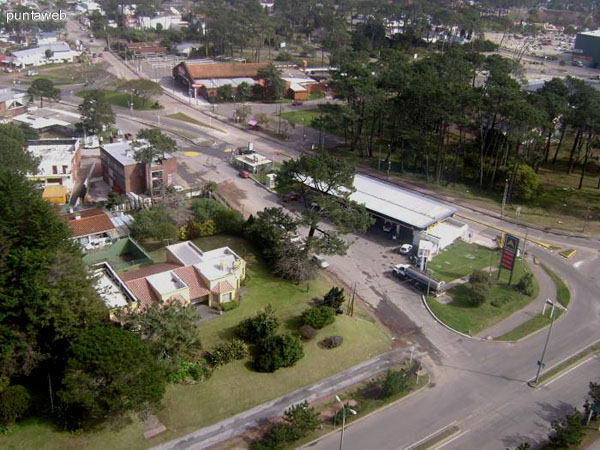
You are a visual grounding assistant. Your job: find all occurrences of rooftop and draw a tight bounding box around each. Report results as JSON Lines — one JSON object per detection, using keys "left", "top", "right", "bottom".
{"left": 26, "top": 138, "right": 80, "bottom": 164}
{"left": 101, "top": 140, "right": 175, "bottom": 167}
{"left": 234, "top": 153, "right": 272, "bottom": 167}
{"left": 167, "top": 241, "right": 242, "bottom": 280}
{"left": 146, "top": 270, "right": 186, "bottom": 295}
{"left": 0, "top": 87, "right": 29, "bottom": 103}
{"left": 11, "top": 42, "right": 72, "bottom": 58}
{"left": 95, "top": 267, "right": 130, "bottom": 308}
{"left": 66, "top": 209, "right": 116, "bottom": 238}
{"left": 193, "top": 77, "right": 257, "bottom": 88}
{"left": 579, "top": 30, "right": 600, "bottom": 37}
{"left": 180, "top": 61, "right": 268, "bottom": 80}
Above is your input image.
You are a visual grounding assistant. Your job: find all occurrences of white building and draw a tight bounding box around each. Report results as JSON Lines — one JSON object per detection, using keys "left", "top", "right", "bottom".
{"left": 36, "top": 32, "right": 57, "bottom": 45}
{"left": 76, "top": 1, "right": 104, "bottom": 14}
{"left": 26, "top": 138, "right": 82, "bottom": 192}
{"left": 137, "top": 15, "right": 173, "bottom": 30}
{"left": 11, "top": 43, "right": 79, "bottom": 67}
{"left": 413, "top": 218, "right": 469, "bottom": 255}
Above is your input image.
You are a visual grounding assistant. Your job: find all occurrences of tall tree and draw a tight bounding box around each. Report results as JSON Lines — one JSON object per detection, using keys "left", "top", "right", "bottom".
{"left": 255, "top": 64, "right": 286, "bottom": 101}
{"left": 78, "top": 89, "right": 116, "bottom": 135}
{"left": 132, "top": 128, "right": 176, "bottom": 200}
{"left": 27, "top": 77, "right": 60, "bottom": 108}
{"left": 0, "top": 123, "right": 39, "bottom": 174}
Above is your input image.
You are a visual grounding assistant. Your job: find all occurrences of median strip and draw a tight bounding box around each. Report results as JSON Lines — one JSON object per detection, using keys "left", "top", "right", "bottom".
{"left": 408, "top": 423, "right": 461, "bottom": 450}
{"left": 529, "top": 341, "right": 600, "bottom": 387}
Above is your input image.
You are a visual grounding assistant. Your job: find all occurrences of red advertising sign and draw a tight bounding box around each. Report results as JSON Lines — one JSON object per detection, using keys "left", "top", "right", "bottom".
{"left": 500, "top": 234, "right": 520, "bottom": 271}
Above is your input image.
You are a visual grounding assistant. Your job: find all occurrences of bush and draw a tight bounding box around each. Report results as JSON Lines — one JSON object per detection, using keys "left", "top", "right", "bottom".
{"left": 491, "top": 296, "right": 511, "bottom": 308}
{"left": 516, "top": 273, "right": 535, "bottom": 296}
{"left": 469, "top": 270, "right": 490, "bottom": 285}
{"left": 214, "top": 208, "right": 245, "bottom": 234}
{"left": 207, "top": 339, "right": 248, "bottom": 368}
{"left": 381, "top": 369, "right": 408, "bottom": 398}
{"left": 322, "top": 286, "right": 345, "bottom": 310}
{"left": 221, "top": 300, "right": 239, "bottom": 312}
{"left": 0, "top": 385, "right": 30, "bottom": 426}
{"left": 131, "top": 206, "right": 178, "bottom": 241}
{"left": 166, "top": 360, "right": 213, "bottom": 384}
{"left": 300, "top": 306, "right": 335, "bottom": 329}
{"left": 320, "top": 335, "right": 343, "bottom": 349}
{"left": 275, "top": 51, "right": 293, "bottom": 61}
{"left": 513, "top": 165, "right": 540, "bottom": 201}
{"left": 253, "top": 334, "right": 304, "bottom": 372}
{"left": 250, "top": 422, "right": 295, "bottom": 450}
{"left": 299, "top": 324, "right": 317, "bottom": 340}
{"left": 198, "top": 220, "right": 217, "bottom": 236}
{"left": 237, "top": 305, "right": 279, "bottom": 343}
{"left": 467, "top": 282, "right": 489, "bottom": 307}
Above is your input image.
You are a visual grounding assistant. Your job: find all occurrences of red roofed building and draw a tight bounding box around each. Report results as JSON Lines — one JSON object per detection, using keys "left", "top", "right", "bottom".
{"left": 65, "top": 209, "right": 117, "bottom": 250}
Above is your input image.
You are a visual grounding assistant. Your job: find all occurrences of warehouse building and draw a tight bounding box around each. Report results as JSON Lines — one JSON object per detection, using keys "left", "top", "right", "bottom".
{"left": 574, "top": 30, "right": 600, "bottom": 67}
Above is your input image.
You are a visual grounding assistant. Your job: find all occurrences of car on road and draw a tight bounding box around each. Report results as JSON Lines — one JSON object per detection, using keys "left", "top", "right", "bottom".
{"left": 239, "top": 170, "right": 250, "bottom": 179}
{"left": 398, "top": 244, "right": 413, "bottom": 255}
{"left": 382, "top": 222, "right": 394, "bottom": 232}
{"left": 313, "top": 255, "right": 329, "bottom": 268}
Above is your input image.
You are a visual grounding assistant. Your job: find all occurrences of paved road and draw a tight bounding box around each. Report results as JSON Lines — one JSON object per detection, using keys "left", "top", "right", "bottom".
{"left": 61, "top": 22, "right": 600, "bottom": 449}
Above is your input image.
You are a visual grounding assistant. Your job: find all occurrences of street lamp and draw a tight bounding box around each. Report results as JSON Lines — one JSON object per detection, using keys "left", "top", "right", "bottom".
{"left": 335, "top": 395, "right": 357, "bottom": 450}
{"left": 531, "top": 299, "right": 568, "bottom": 385}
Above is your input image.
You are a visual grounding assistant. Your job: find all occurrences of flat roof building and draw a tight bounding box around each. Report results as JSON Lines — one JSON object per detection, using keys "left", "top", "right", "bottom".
{"left": 574, "top": 30, "right": 600, "bottom": 67}
{"left": 26, "top": 138, "right": 82, "bottom": 192}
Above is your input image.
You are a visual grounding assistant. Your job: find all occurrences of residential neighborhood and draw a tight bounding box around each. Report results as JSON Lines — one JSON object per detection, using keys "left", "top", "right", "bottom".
{"left": 0, "top": 1, "right": 600, "bottom": 450}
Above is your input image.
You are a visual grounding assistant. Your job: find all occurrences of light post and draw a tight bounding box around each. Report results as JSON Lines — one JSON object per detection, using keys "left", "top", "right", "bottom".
{"left": 335, "top": 395, "right": 356, "bottom": 450}
{"left": 531, "top": 299, "right": 568, "bottom": 386}
{"left": 501, "top": 178, "right": 509, "bottom": 219}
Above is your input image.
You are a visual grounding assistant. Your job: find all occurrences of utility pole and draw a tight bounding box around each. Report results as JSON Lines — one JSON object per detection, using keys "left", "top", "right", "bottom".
{"left": 531, "top": 299, "right": 568, "bottom": 386}
{"left": 335, "top": 395, "right": 356, "bottom": 450}
{"left": 501, "top": 178, "right": 509, "bottom": 219}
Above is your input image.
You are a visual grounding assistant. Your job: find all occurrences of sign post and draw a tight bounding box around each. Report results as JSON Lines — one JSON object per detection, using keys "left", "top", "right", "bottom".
{"left": 498, "top": 233, "right": 520, "bottom": 285}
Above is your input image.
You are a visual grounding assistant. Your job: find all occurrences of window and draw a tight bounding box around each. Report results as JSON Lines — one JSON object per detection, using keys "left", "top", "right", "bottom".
{"left": 62, "top": 165, "right": 68, "bottom": 174}
{"left": 52, "top": 165, "right": 58, "bottom": 174}
{"left": 222, "top": 292, "right": 232, "bottom": 303}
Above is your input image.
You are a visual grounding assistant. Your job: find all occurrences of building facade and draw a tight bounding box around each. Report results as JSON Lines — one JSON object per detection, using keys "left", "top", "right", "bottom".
{"left": 574, "top": 30, "right": 600, "bottom": 67}
{"left": 26, "top": 138, "right": 82, "bottom": 191}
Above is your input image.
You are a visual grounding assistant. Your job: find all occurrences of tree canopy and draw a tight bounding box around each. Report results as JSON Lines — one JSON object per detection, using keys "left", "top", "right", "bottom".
{"left": 78, "top": 89, "right": 116, "bottom": 134}
{"left": 27, "top": 77, "right": 60, "bottom": 107}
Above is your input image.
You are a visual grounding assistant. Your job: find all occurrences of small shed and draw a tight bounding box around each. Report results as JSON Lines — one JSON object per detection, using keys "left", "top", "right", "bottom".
{"left": 43, "top": 185, "right": 68, "bottom": 204}
{"left": 233, "top": 153, "right": 273, "bottom": 174}
{"left": 288, "top": 82, "right": 309, "bottom": 101}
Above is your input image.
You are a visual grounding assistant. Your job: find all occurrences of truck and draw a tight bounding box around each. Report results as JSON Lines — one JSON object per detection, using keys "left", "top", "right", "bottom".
{"left": 392, "top": 264, "right": 445, "bottom": 295}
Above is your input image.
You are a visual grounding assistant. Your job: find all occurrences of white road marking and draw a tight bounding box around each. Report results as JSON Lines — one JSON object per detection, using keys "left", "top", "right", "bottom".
{"left": 404, "top": 422, "right": 458, "bottom": 450}
{"left": 434, "top": 429, "right": 471, "bottom": 450}
{"left": 544, "top": 354, "right": 598, "bottom": 387}
{"left": 573, "top": 260, "right": 584, "bottom": 268}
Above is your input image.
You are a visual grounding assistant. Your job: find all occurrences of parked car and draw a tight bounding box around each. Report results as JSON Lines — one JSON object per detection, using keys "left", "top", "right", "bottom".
{"left": 292, "top": 100, "right": 303, "bottom": 106}
{"left": 282, "top": 192, "right": 299, "bottom": 202}
{"left": 3, "top": 67, "right": 12, "bottom": 73}
{"left": 239, "top": 170, "right": 250, "bottom": 178}
{"left": 313, "top": 255, "right": 330, "bottom": 269}
{"left": 237, "top": 147, "right": 255, "bottom": 155}
{"left": 382, "top": 222, "right": 394, "bottom": 232}
{"left": 398, "top": 244, "right": 413, "bottom": 255}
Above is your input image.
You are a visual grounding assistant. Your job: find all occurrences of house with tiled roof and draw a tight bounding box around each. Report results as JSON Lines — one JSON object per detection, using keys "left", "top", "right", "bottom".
{"left": 66, "top": 209, "right": 117, "bottom": 249}
{"left": 117, "top": 241, "right": 246, "bottom": 310}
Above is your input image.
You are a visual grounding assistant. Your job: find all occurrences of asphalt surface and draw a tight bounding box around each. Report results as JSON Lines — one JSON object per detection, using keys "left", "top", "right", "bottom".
{"left": 56, "top": 19, "right": 600, "bottom": 448}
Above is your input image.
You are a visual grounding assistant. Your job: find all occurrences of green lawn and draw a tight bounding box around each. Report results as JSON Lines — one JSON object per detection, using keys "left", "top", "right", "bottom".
{"left": 0, "top": 235, "right": 391, "bottom": 450}
{"left": 280, "top": 108, "right": 322, "bottom": 127}
{"left": 426, "top": 258, "right": 539, "bottom": 335}
{"left": 76, "top": 90, "right": 159, "bottom": 110}
{"left": 541, "top": 264, "right": 570, "bottom": 307}
{"left": 428, "top": 241, "right": 501, "bottom": 282}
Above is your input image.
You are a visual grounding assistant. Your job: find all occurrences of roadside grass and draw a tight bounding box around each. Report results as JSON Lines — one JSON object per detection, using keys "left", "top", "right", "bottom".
{"left": 165, "top": 112, "right": 225, "bottom": 132}
{"left": 426, "top": 258, "right": 539, "bottom": 335}
{"left": 428, "top": 241, "right": 501, "bottom": 283}
{"left": 280, "top": 108, "right": 322, "bottom": 127}
{"left": 75, "top": 90, "right": 159, "bottom": 110}
{"left": 412, "top": 425, "right": 460, "bottom": 450}
{"left": 0, "top": 235, "right": 391, "bottom": 450}
{"left": 495, "top": 264, "right": 571, "bottom": 341}
{"left": 535, "top": 341, "right": 600, "bottom": 386}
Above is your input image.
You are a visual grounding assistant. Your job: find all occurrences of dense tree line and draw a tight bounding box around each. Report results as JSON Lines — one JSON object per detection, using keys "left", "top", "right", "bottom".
{"left": 317, "top": 47, "right": 600, "bottom": 203}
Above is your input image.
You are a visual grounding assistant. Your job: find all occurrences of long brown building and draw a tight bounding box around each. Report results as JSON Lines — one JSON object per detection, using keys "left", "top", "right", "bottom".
{"left": 100, "top": 140, "right": 177, "bottom": 196}
{"left": 173, "top": 60, "right": 268, "bottom": 99}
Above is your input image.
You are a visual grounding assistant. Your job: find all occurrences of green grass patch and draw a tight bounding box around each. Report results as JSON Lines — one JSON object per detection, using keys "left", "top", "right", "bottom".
{"left": 165, "top": 112, "right": 225, "bottom": 132}
{"left": 76, "top": 90, "right": 159, "bottom": 110}
{"left": 535, "top": 342, "right": 600, "bottom": 386}
{"left": 495, "top": 310, "right": 564, "bottom": 341}
{"left": 0, "top": 235, "right": 391, "bottom": 450}
{"left": 541, "top": 264, "right": 571, "bottom": 307}
{"left": 280, "top": 108, "right": 322, "bottom": 127}
{"left": 429, "top": 241, "right": 500, "bottom": 283}
{"left": 412, "top": 425, "right": 460, "bottom": 450}
{"left": 426, "top": 258, "right": 539, "bottom": 335}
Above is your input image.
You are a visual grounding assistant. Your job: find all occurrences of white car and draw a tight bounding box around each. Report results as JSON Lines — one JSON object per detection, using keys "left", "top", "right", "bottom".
{"left": 312, "top": 255, "right": 329, "bottom": 269}
{"left": 398, "top": 244, "right": 413, "bottom": 255}
{"left": 382, "top": 222, "right": 393, "bottom": 232}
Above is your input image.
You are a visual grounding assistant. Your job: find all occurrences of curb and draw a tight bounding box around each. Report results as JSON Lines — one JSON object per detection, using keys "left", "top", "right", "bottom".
{"left": 299, "top": 374, "right": 432, "bottom": 450}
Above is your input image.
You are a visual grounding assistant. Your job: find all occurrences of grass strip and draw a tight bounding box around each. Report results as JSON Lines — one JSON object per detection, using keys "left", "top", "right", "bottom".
{"left": 411, "top": 425, "right": 460, "bottom": 450}
{"left": 541, "top": 264, "right": 571, "bottom": 307}
{"left": 495, "top": 310, "right": 563, "bottom": 341}
{"left": 166, "top": 112, "right": 225, "bottom": 132}
{"left": 559, "top": 248, "right": 577, "bottom": 259}
{"left": 535, "top": 342, "right": 600, "bottom": 386}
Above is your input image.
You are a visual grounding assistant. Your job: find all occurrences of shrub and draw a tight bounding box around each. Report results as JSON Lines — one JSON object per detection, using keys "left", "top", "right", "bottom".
{"left": 516, "top": 273, "right": 535, "bottom": 296}
{"left": 513, "top": 165, "right": 540, "bottom": 201}
{"left": 237, "top": 305, "right": 279, "bottom": 343}
{"left": 469, "top": 270, "right": 490, "bottom": 285}
{"left": 299, "top": 324, "right": 317, "bottom": 340}
{"left": 320, "top": 335, "right": 343, "bottom": 349}
{"left": 221, "top": 300, "right": 239, "bottom": 312}
{"left": 381, "top": 369, "right": 407, "bottom": 398}
{"left": 250, "top": 422, "right": 295, "bottom": 450}
{"left": 467, "top": 282, "right": 489, "bottom": 307}
{"left": 301, "top": 306, "right": 335, "bottom": 329}
{"left": 166, "top": 361, "right": 206, "bottom": 384}
{"left": 0, "top": 385, "right": 30, "bottom": 426}
{"left": 214, "top": 208, "right": 245, "bottom": 235}
{"left": 198, "top": 220, "right": 217, "bottom": 236}
{"left": 207, "top": 339, "right": 248, "bottom": 368}
{"left": 322, "top": 286, "right": 345, "bottom": 310}
{"left": 491, "top": 296, "right": 511, "bottom": 308}
{"left": 253, "top": 334, "right": 304, "bottom": 372}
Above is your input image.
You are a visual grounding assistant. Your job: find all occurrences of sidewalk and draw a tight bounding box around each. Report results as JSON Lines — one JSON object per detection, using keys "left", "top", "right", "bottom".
{"left": 149, "top": 348, "right": 415, "bottom": 450}
{"left": 477, "top": 259, "right": 557, "bottom": 339}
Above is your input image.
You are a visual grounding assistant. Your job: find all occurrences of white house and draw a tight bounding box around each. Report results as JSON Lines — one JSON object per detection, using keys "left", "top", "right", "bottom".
{"left": 11, "top": 43, "right": 80, "bottom": 67}
{"left": 76, "top": 1, "right": 104, "bottom": 14}
{"left": 36, "top": 32, "right": 57, "bottom": 45}
{"left": 137, "top": 15, "right": 173, "bottom": 30}
{"left": 25, "top": 138, "right": 82, "bottom": 192}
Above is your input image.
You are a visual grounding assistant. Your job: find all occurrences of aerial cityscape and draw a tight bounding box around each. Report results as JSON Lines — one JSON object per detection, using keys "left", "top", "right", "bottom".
{"left": 0, "top": 0, "right": 599, "bottom": 449}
